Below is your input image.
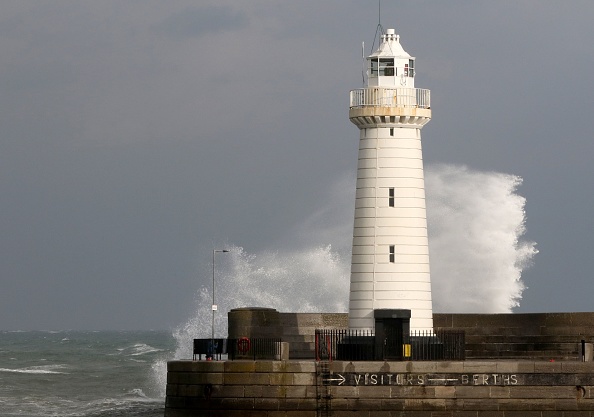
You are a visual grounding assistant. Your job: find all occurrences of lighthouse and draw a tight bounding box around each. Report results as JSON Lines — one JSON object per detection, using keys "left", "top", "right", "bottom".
{"left": 348, "top": 28, "right": 433, "bottom": 332}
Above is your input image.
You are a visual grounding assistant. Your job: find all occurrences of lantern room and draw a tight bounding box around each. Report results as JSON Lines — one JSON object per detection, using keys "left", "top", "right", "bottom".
{"left": 367, "top": 28, "right": 416, "bottom": 88}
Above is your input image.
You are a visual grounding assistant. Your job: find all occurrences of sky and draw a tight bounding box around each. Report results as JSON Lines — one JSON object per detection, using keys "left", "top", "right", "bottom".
{"left": 1, "top": 1, "right": 594, "bottom": 330}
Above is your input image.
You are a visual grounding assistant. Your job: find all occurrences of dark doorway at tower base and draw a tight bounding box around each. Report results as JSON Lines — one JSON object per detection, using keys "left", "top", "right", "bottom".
{"left": 374, "top": 309, "right": 410, "bottom": 360}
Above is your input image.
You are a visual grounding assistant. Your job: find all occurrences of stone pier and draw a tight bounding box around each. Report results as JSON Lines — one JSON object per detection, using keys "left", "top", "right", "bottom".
{"left": 165, "top": 359, "right": 594, "bottom": 416}
{"left": 165, "top": 312, "right": 594, "bottom": 416}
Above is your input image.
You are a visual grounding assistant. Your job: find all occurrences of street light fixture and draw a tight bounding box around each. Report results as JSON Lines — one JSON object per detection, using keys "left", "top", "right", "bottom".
{"left": 212, "top": 249, "right": 230, "bottom": 344}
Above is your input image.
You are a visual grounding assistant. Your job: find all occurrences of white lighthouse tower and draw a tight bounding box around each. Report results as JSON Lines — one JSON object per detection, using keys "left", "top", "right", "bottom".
{"left": 348, "top": 28, "right": 433, "bottom": 332}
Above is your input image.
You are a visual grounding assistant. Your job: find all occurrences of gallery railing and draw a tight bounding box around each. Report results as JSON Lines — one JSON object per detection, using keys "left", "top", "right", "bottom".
{"left": 349, "top": 87, "right": 431, "bottom": 109}
{"left": 315, "top": 329, "right": 465, "bottom": 362}
{"left": 193, "top": 338, "right": 282, "bottom": 361}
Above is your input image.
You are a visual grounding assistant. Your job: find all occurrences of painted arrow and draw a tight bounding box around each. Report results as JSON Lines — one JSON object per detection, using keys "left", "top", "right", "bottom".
{"left": 323, "top": 373, "right": 346, "bottom": 385}
{"left": 427, "top": 378, "right": 459, "bottom": 383}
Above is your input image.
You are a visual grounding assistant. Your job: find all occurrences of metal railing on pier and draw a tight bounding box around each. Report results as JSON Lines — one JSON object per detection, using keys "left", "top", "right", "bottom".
{"left": 315, "top": 329, "right": 375, "bottom": 361}
{"left": 193, "top": 338, "right": 282, "bottom": 361}
{"left": 315, "top": 329, "right": 465, "bottom": 362}
{"left": 193, "top": 338, "right": 226, "bottom": 360}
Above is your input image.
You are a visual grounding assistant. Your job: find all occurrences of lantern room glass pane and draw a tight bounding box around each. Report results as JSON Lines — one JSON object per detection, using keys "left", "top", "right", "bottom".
{"left": 380, "top": 58, "right": 394, "bottom": 76}
{"left": 370, "top": 59, "right": 379, "bottom": 76}
{"left": 370, "top": 58, "right": 395, "bottom": 77}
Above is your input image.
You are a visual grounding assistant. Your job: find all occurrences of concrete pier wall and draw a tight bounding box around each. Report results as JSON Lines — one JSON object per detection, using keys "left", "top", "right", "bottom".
{"left": 165, "top": 359, "right": 594, "bottom": 416}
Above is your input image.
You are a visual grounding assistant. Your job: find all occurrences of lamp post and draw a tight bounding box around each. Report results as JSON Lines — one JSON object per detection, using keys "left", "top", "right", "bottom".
{"left": 212, "top": 249, "right": 230, "bottom": 343}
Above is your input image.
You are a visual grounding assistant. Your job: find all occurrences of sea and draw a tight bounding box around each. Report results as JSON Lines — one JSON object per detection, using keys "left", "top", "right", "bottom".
{"left": 0, "top": 330, "right": 175, "bottom": 417}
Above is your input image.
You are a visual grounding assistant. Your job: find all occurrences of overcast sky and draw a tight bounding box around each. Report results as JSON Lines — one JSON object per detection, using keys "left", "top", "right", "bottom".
{"left": 2, "top": 1, "right": 593, "bottom": 330}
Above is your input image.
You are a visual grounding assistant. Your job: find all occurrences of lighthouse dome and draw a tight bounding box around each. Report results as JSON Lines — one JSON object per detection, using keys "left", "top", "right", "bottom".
{"left": 369, "top": 28, "right": 410, "bottom": 59}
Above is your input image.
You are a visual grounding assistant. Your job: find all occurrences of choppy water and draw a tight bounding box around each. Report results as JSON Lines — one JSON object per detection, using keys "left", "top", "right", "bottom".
{"left": 0, "top": 330, "right": 174, "bottom": 417}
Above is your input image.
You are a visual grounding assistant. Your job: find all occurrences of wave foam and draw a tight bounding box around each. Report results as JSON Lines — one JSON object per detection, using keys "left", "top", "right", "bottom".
{"left": 151, "top": 163, "right": 538, "bottom": 395}
{"left": 118, "top": 343, "right": 164, "bottom": 356}
{"left": 0, "top": 364, "right": 68, "bottom": 375}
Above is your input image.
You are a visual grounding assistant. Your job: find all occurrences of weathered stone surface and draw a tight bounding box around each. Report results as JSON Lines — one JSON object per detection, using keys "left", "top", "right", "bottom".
{"left": 167, "top": 371, "right": 224, "bottom": 385}
{"left": 224, "top": 361, "right": 256, "bottom": 373}
{"left": 283, "top": 385, "right": 308, "bottom": 398}
{"left": 292, "top": 372, "right": 315, "bottom": 385}
{"left": 270, "top": 371, "right": 294, "bottom": 386}
{"left": 534, "top": 361, "right": 564, "bottom": 372}
{"left": 408, "top": 362, "right": 439, "bottom": 373}
{"left": 510, "top": 386, "right": 576, "bottom": 399}
{"left": 253, "top": 398, "right": 281, "bottom": 410}
{"left": 391, "top": 386, "right": 436, "bottom": 398}
{"left": 562, "top": 362, "right": 594, "bottom": 373}
{"left": 502, "top": 411, "right": 542, "bottom": 417}
{"left": 223, "top": 372, "right": 270, "bottom": 385}
{"left": 378, "top": 398, "right": 405, "bottom": 411}
{"left": 357, "top": 386, "right": 391, "bottom": 398}
{"left": 461, "top": 398, "right": 499, "bottom": 410}
{"left": 453, "top": 386, "right": 490, "bottom": 398}
{"left": 282, "top": 397, "right": 318, "bottom": 410}
{"left": 403, "top": 398, "right": 447, "bottom": 411}
{"left": 462, "top": 362, "right": 498, "bottom": 373}
{"left": 554, "top": 398, "right": 580, "bottom": 411}
{"left": 347, "top": 398, "right": 385, "bottom": 410}
{"left": 495, "top": 361, "right": 534, "bottom": 373}
{"left": 433, "top": 386, "right": 455, "bottom": 398}
{"left": 559, "top": 412, "right": 592, "bottom": 417}
{"left": 435, "top": 362, "right": 465, "bottom": 373}
{"left": 575, "top": 399, "right": 594, "bottom": 411}
{"left": 489, "top": 386, "right": 510, "bottom": 398}
{"left": 168, "top": 360, "right": 224, "bottom": 372}
{"left": 292, "top": 361, "right": 317, "bottom": 372}
{"left": 332, "top": 386, "right": 360, "bottom": 398}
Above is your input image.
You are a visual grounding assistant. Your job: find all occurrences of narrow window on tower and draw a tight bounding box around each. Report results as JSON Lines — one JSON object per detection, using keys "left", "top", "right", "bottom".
{"left": 390, "top": 127, "right": 394, "bottom": 136}
{"left": 389, "top": 188, "right": 395, "bottom": 207}
{"left": 408, "top": 59, "right": 415, "bottom": 77}
{"left": 389, "top": 245, "right": 395, "bottom": 263}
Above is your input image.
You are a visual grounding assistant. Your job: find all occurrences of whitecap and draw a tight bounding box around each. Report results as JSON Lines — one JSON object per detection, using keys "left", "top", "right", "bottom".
{"left": 127, "top": 388, "right": 148, "bottom": 398}
{"left": 0, "top": 364, "right": 68, "bottom": 375}
{"left": 119, "top": 343, "right": 164, "bottom": 356}
{"left": 0, "top": 368, "right": 62, "bottom": 375}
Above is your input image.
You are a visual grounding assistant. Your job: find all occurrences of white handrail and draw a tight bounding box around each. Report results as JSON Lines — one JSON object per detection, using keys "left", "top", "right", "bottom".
{"left": 349, "top": 88, "right": 430, "bottom": 109}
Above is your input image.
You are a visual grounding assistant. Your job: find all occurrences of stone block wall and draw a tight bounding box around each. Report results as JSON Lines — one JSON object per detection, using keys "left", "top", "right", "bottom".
{"left": 165, "top": 359, "right": 594, "bottom": 416}
{"left": 228, "top": 308, "right": 348, "bottom": 359}
{"left": 228, "top": 309, "right": 594, "bottom": 360}
{"left": 434, "top": 313, "right": 594, "bottom": 360}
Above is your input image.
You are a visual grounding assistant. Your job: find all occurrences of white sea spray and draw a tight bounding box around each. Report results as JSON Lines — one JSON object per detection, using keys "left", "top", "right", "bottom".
{"left": 152, "top": 164, "right": 538, "bottom": 396}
